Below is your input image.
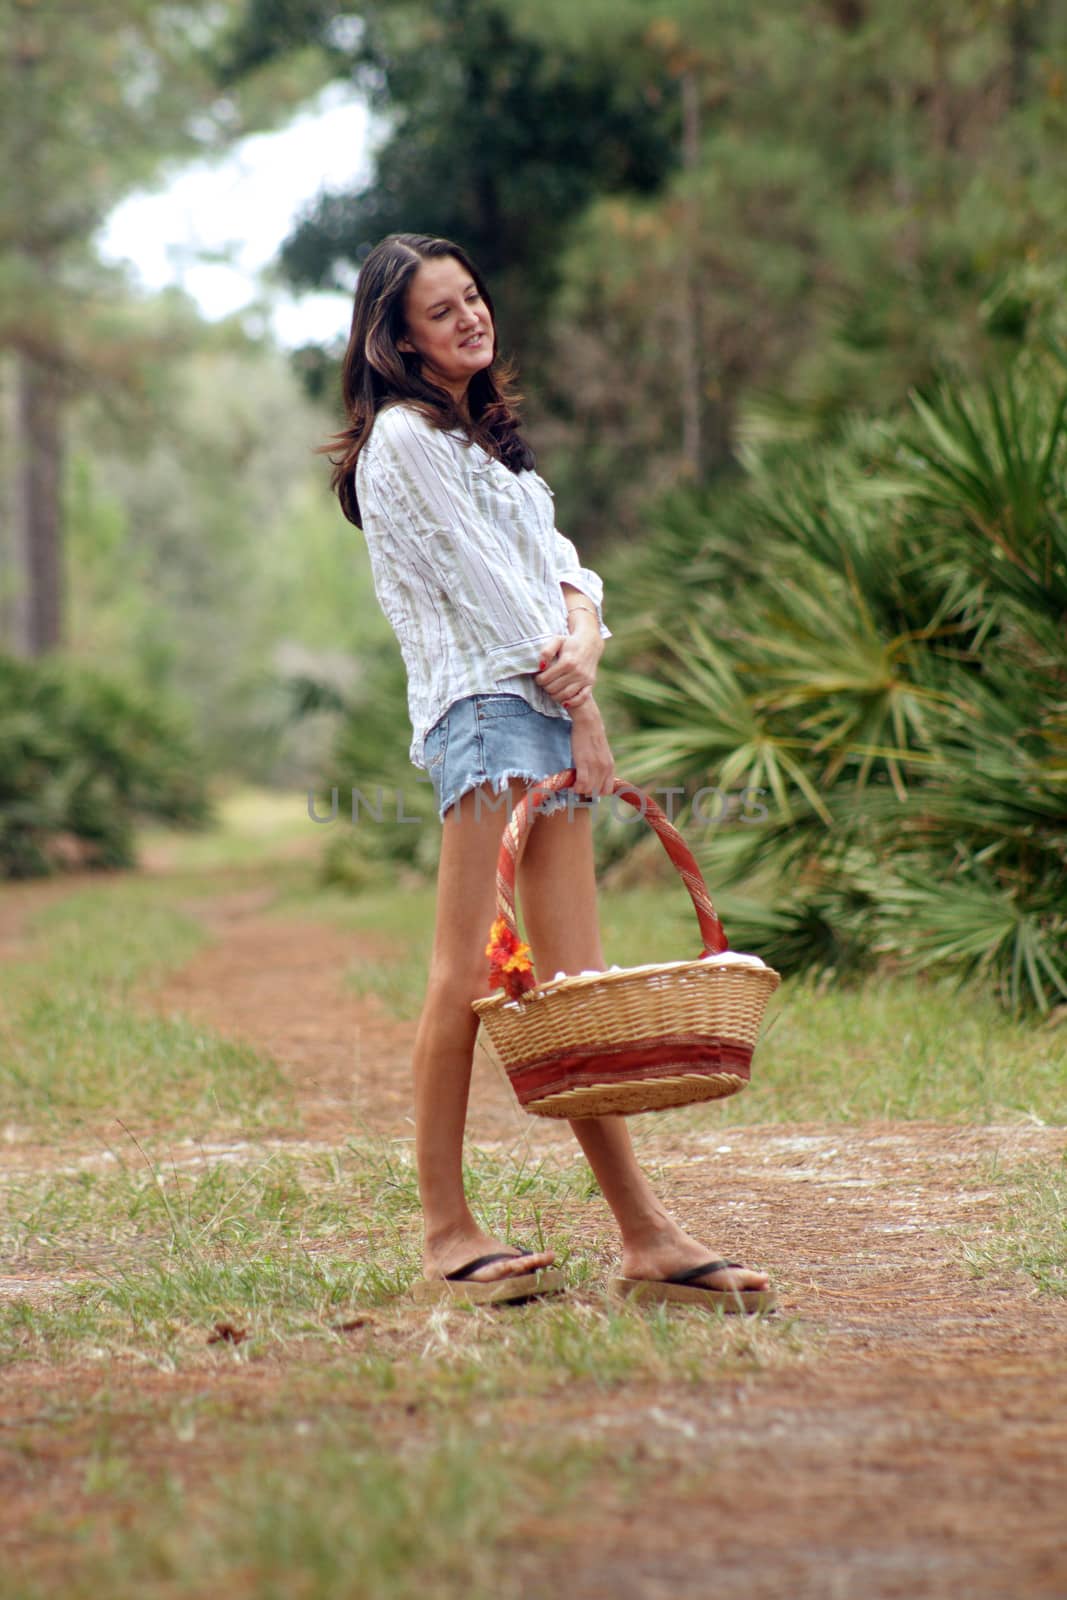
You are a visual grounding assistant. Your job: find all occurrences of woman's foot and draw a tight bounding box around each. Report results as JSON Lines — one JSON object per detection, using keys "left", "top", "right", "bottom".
{"left": 423, "top": 1227, "right": 556, "bottom": 1285}
{"left": 619, "top": 1221, "right": 771, "bottom": 1294}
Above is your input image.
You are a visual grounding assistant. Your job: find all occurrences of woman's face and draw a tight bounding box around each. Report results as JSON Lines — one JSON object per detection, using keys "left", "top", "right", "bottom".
{"left": 398, "top": 256, "right": 495, "bottom": 400}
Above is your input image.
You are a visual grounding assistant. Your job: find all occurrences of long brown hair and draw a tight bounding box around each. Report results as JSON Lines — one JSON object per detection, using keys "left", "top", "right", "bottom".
{"left": 320, "top": 233, "right": 536, "bottom": 527}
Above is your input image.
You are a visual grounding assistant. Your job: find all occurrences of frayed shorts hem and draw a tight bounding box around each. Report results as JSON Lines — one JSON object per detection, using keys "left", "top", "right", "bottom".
{"left": 436, "top": 768, "right": 573, "bottom": 823}
{"left": 422, "top": 693, "right": 575, "bottom": 824}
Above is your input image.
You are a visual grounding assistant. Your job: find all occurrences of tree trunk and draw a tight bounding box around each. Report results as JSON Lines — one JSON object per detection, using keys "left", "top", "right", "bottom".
{"left": 1007, "top": 0, "right": 1041, "bottom": 107}
{"left": 13, "top": 348, "right": 63, "bottom": 655}
{"left": 0, "top": 354, "right": 18, "bottom": 649}
{"left": 680, "top": 67, "right": 704, "bottom": 481}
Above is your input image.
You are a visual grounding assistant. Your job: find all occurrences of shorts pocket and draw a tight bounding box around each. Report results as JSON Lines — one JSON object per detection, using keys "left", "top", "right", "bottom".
{"left": 423, "top": 715, "right": 449, "bottom": 771}
{"left": 475, "top": 694, "right": 534, "bottom": 722}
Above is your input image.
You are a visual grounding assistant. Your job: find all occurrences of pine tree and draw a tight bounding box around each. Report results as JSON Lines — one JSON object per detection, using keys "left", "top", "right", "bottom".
{"left": 0, "top": 0, "right": 329, "bottom": 654}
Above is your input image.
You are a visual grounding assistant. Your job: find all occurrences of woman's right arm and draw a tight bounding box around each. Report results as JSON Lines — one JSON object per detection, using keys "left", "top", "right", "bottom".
{"left": 567, "top": 695, "right": 616, "bottom": 797}
{"left": 360, "top": 408, "right": 560, "bottom": 679}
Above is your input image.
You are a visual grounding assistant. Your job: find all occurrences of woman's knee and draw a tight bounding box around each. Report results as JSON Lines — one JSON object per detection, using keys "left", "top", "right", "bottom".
{"left": 423, "top": 958, "right": 489, "bottom": 1012}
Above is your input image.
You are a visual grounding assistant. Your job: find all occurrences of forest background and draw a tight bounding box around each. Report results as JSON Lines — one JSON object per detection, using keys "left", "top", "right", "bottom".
{"left": 2, "top": 0, "right": 1065, "bottom": 1011}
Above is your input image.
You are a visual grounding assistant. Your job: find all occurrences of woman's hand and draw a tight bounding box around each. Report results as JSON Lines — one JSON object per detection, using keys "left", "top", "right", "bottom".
{"left": 535, "top": 611, "right": 603, "bottom": 711}
{"left": 568, "top": 697, "right": 615, "bottom": 797}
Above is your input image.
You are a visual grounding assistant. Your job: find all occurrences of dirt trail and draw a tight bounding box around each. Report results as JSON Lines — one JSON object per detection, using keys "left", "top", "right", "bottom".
{"left": 3, "top": 875, "right": 1065, "bottom": 1598}
{"left": 132, "top": 885, "right": 1067, "bottom": 1595}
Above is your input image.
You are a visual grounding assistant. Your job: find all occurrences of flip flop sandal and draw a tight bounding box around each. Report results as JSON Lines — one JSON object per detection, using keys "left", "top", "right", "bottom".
{"left": 411, "top": 1249, "right": 566, "bottom": 1307}
{"left": 610, "top": 1259, "right": 777, "bottom": 1315}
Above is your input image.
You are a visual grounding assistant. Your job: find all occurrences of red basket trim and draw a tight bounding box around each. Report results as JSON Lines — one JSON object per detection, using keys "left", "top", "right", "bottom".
{"left": 506, "top": 1034, "right": 753, "bottom": 1106}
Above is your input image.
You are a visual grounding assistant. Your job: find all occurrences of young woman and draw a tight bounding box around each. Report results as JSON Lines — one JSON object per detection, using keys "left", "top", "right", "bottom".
{"left": 325, "top": 232, "right": 775, "bottom": 1314}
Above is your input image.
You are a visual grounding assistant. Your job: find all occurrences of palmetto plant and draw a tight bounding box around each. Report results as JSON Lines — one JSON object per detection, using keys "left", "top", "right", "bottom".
{"left": 902, "top": 374, "right": 1067, "bottom": 620}
{"left": 605, "top": 358, "right": 1067, "bottom": 1012}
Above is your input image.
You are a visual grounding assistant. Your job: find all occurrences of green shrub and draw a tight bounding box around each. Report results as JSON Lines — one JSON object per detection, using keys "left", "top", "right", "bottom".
{"left": 289, "top": 637, "right": 443, "bottom": 885}
{"left": 0, "top": 653, "right": 212, "bottom": 879}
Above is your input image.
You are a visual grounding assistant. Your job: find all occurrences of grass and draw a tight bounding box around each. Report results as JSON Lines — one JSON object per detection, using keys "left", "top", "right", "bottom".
{"left": 0, "top": 880, "right": 291, "bottom": 1136}
{"left": 0, "top": 1135, "right": 799, "bottom": 1375}
{"left": 48, "top": 1426, "right": 542, "bottom": 1600}
{"left": 2, "top": 1124, "right": 802, "bottom": 1599}
{"left": 346, "top": 953, "right": 431, "bottom": 1018}
{"left": 5, "top": 802, "right": 1051, "bottom": 1181}
{"left": 0, "top": 791, "right": 1061, "bottom": 1598}
{"left": 655, "top": 971, "right": 1067, "bottom": 1129}
{"left": 5, "top": 1374, "right": 698, "bottom": 1600}
{"left": 958, "top": 1151, "right": 1067, "bottom": 1296}
{"left": 135, "top": 781, "right": 322, "bottom": 874}
{"left": 275, "top": 875, "right": 1067, "bottom": 1125}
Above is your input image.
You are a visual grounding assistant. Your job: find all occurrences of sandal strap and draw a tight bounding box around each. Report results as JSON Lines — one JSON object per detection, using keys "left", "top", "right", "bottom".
{"left": 666, "top": 1259, "right": 736, "bottom": 1285}
{"left": 445, "top": 1249, "right": 531, "bottom": 1282}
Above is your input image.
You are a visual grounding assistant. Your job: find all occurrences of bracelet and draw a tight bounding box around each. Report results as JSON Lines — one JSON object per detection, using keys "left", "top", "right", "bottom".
{"left": 567, "top": 604, "right": 598, "bottom": 622}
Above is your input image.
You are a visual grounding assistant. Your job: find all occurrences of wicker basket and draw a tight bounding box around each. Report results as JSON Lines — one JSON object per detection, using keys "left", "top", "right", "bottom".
{"left": 471, "top": 770, "right": 781, "bottom": 1117}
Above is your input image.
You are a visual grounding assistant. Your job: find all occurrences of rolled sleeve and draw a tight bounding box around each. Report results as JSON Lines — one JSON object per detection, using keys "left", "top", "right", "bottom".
{"left": 555, "top": 531, "right": 612, "bottom": 640}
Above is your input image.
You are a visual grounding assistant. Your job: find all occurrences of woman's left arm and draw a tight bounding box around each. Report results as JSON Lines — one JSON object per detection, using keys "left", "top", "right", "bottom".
{"left": 552, "top": 530, "right": 612, "bottom": 643}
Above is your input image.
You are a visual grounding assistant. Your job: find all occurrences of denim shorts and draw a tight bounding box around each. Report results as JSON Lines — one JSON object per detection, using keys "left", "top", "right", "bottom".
{"left": 422, "top": 693, "right": 574, "bottom": 822}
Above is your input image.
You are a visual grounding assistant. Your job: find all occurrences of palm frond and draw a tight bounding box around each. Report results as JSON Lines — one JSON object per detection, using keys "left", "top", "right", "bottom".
{"left": 875, "top": 863, "right": 1067, "bottom": 1014}
{"left": 895, "top": 371, "right": 1067, "bottom": 619}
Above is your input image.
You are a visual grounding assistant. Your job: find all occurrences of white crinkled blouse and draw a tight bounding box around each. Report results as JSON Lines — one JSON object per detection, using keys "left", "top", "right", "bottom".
{"left": 354, "top": 402, "right": 612, "bottom": 769}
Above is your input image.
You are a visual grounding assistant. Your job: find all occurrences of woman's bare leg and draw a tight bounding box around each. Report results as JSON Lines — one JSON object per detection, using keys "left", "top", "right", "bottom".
{"left": 412, "top": 780, "right": 555, "bottom": 1286}
{"left": 519, "top": 800, "right": 770, "bottom": 1293}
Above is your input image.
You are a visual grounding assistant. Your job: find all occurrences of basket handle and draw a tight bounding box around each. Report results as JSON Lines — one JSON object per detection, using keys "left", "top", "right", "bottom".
{"left": 488, "top": 768, "right": 727, "bottom": 989}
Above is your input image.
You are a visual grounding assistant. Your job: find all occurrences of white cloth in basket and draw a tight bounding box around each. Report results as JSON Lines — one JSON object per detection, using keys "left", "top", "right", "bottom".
{"left": 548, "top": 951, "right": 767, "bottom": 982}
